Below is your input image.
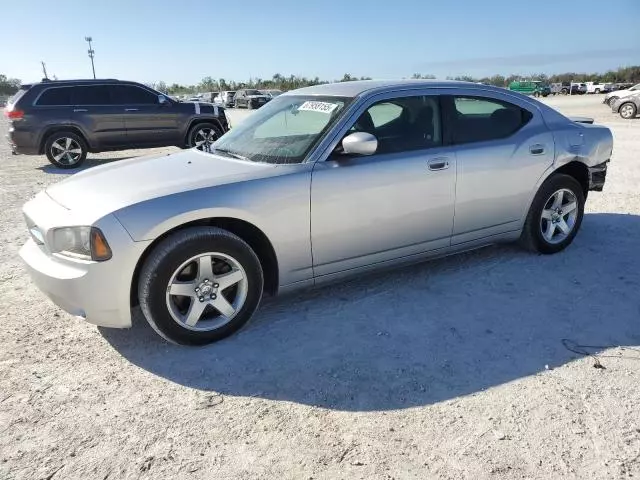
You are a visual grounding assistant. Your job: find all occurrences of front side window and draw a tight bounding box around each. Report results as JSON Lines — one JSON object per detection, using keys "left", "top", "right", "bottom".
{"left": 72, "top": 85, "right": 110, "bottom": 105}
{"left": 212, "top": 95, "right": 351, "bottom": 164}
{"left": 346, "top": 95, "right": 442, "bottom": 154}
{"left": 110, "top": 85, "right": 158, "bottom": 105}
{"left": 451, "top": 96, "right": 532, "bottom": 144}
{"left": 36, "top": 87, "right": 73, "bottom": 106}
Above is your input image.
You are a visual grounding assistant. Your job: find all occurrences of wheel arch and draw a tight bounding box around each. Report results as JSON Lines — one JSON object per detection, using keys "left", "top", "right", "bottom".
{"left": 39, "top": 125, "right": 92, "bottom": 154}
{"left": 130, "top": 217, "right": 279, "bottom": 308}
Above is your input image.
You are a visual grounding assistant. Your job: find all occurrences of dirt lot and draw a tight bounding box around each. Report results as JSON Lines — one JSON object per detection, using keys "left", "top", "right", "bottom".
{"left": 1, "top": 95, "right": 639, "bottom": 480}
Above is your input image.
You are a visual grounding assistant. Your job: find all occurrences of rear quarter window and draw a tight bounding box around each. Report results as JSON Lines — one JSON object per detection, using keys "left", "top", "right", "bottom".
{"left": 8, "top": 88, "right": 28, "bottom": 106}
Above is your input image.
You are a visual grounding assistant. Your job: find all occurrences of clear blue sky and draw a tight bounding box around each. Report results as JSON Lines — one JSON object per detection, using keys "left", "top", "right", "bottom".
{"left": 1, "top": 0, "right": 638, "bottom": 85}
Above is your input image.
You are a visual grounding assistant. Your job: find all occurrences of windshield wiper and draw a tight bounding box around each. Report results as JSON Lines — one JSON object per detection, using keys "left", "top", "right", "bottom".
{"left": 213, "top": 148, "right": 250, "bottom": 161}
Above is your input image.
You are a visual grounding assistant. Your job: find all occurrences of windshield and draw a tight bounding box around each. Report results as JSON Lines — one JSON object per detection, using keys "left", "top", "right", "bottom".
{"left": 211, "top": 95, "right": 351, "bottom": 164}
{"left": 245, "top": 89, "right": 262, "bottom": 96}
{"left": 631, "top": 84, "right": 640, "bottom": 91}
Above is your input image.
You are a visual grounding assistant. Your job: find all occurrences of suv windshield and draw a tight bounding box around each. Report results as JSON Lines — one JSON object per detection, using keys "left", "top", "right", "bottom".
{"left": 245, "top": 90, "right": 261, "bottom": 96}
{"left": 211, "top": 95, "right": 351, "bottom": 164}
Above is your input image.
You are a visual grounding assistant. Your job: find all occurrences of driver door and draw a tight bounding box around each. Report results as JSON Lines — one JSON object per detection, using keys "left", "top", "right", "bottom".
{"left": 310, "top": 92, "right": 457, "bottom": 277}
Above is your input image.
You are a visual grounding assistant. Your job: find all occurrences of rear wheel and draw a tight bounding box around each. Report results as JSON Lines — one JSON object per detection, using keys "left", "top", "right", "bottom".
{"left": 44, "top": 131, "right": 88, "bottom": 169}
{"left": 619, "top": 102, "right": 637, "bottom": 119}
{"left": 520, "top": 174, "right": 585, "bottom": 254}
{"left": 561, "top": 88, "right": 569, "bottom": 95}
{"left": 138, "top": 227, "right": 264, "bottom": 345}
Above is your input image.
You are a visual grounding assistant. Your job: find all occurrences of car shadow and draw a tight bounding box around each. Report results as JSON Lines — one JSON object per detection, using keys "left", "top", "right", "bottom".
{"left": 37, "top": 156, "right": 134, "bottom": 174}
{"left": 100, "top": 213, "right": 640, "bottom": 411}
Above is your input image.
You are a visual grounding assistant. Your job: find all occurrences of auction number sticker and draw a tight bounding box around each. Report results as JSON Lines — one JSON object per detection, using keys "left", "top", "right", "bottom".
{"left": 298, "top": 101, "right": 339, "bottom": 114}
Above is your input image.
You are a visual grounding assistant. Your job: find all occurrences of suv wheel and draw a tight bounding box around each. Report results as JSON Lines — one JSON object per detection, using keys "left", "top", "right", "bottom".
{"left": 187, "top": 123, "right": 222, "bottom": 151}
{"left": 44, "top": 131, "right": 88, "bottom": 169}
{"left": 138, "top": 227, "right": 264, "bottom": 345}
{"left": 619, "top": 102, "right": 637, "bottom": 119}
{"left": 520, "top": 174, "right": 585, "bottom": 254}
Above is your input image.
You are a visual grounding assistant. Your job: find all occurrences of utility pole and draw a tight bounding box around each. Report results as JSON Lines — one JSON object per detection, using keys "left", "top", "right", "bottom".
{"left": 41, "top": 61, "right": 48, "bottom": 80}
{"left": 85, "top": 36, "right": 96, "bottom": 79}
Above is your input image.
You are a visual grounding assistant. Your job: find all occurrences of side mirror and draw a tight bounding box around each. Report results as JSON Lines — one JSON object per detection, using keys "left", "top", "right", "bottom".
{"left": 341, "top": 132, "right": 378, "bottom": 156}
{"left": 158, "top": 95, "right": 169, "bottom": 105}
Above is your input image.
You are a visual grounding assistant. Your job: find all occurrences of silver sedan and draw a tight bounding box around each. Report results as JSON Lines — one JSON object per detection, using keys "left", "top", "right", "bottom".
{"left": 20, "top": 80, "right": 613, "bottom": 345}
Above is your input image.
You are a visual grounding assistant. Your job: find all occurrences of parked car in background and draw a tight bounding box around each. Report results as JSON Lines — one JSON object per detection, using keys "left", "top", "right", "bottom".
{"left": 215, "top": 91, "right": 236, "bottom": 107}
{"left": 585, "top": 82, "right": 613, "bottom": 94}
{"left": 550, "top": 83, "right": 563, "bottom": 95}
{"left": 260, "top": 89, "right": 283, "bottom": 98}
{"left": 605, "top": 83, "right": 640, "bottom": 106}
{"left": 611, "top": 93, "right": 639, "bottom": 119}
{"left": 202, "top": 92, "right": 218, "bottom": 103}
{"left": 234, "top": 89, "right": 272, "bottom": 109}
{"left": 508, "top": 80, "right": 550, "bottom": 97}
{"left": 560, "top": 83, "right": 587, "bottom": 95}
{"left": 4, "top": 79, "right": 230, "bottom": 168}
{"left": 18, "top": 80, "right": 613, "bottom": 345}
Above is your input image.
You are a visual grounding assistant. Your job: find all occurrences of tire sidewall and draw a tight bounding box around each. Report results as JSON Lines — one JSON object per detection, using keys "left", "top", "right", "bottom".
{"left": 44, "top": 132, "right": 88, "bottom": 169}
{"left": 139, "top": 228, "right": 264, "bottom": 345}
{"left": 526, "top": 174, "right": 585, "bottom": 254}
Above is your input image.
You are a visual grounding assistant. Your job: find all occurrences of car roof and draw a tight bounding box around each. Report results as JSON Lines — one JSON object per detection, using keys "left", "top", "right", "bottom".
{"left": 25, "top": 79, "right": 141, "bottom": 88}
{"left": 284, "top": 79, "right": 502, "bottom": 97}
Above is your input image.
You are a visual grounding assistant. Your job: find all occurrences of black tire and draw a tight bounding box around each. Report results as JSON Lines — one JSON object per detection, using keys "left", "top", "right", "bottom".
{"left": 533, "top": 91, "right": 540, "bottom": 98}
{"left": 44, "top": 131, "right": 88, "bottom": 169}
{"left": 561, "top": 88, "right": 569, "bottom": 95}
{"left": 520, "top": 174, "right": 585, "bottom": 255}
{"left": 186, "top": 122, "right": 222, "bottom": 150}
{"left": 619, "top": 102, "right": 637, "bottom": 120}
{"left": 138, "top": 227, "right": 264, "bottom": 345}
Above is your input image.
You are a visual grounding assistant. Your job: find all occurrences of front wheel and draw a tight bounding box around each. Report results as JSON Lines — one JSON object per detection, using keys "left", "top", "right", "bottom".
{"left": 138, "top": 227, "right": 264, "bottom": 345}
{"left": 520, "top": 174, "right": 585, "bottom": 254}
{"left": 44, "top": 131, "right": 88, "bottom": 168}
{"left": 186, "top": 123, "right": 222, "bottom": 151}
{"left": 619, "top": 102, "right": 637, "bottom": 119}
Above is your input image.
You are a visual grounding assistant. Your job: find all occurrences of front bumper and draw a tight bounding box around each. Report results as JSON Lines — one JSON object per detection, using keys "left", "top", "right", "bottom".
{"left": 19, "top": 194, "right": 152, "bottom": 329}
{"left": 588, "top": 161, "right": 608, "bottom": 192}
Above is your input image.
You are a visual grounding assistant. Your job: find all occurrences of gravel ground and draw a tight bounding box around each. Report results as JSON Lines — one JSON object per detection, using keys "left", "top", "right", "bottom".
{"left": 1, "top": 96, "right": 639, "bottom": 480}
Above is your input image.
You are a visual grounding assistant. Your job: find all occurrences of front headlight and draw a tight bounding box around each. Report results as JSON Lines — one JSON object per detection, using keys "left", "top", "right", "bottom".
{"left": 51, "top": 226, "right": 112, "bottom": 261}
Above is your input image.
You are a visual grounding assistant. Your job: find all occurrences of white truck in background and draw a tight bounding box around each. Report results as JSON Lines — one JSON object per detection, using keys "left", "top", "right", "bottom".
{"left": 585, "top": 82, "right": 613, "bottom": 94}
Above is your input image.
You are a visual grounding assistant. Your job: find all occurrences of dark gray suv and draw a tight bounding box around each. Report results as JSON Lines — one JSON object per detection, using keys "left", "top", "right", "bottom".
{"left": 5, "top": 79, "right": 229, "bottom": 168}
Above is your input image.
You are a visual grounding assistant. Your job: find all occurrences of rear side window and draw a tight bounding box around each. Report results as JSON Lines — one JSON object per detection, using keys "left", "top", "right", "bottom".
{"left": 36, "top": 87, "right": 73, "bottom": 106}
{"left": 451, "top": 96, "right": 532, "bottom": 145}
{"left": 110, "top": 85, "right": 158, "bottom": 104}
{"left": 72, "top": 85, "right": 111, "bottom": 105}
{"left": 8, "top": 88, "right": 28, "bottom": 106}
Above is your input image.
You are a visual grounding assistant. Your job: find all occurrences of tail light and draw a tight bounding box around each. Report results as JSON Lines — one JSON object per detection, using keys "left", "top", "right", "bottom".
{"left": 5, "top": 109, "right": 24, "bottom": 120}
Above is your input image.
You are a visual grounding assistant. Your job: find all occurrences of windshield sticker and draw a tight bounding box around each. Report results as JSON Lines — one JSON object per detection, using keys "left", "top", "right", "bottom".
{"left": 298, "top": 101, "right": 338, "bottom": 114}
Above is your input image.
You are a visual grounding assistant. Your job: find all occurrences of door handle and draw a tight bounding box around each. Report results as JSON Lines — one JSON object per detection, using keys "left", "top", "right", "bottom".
{"left": 73, "top": 109, "right": 88, "bottom": 112}
{"left": 529, "top": 144, "right": 545, "bottom": 155}
{"left": 428, "top": 157, "right": 450, "bottom": 171}
{"left": 124, "top": 108, "right": 139, "bottom": 112}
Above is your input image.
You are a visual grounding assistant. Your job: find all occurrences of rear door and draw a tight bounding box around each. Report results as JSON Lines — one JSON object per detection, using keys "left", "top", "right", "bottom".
{"left": 70, "top": 85, "right": 127, "bottom": 148}
{"left": 110, "top": 84, "right": 181, "bottom": 147}
{"left": 443, "top": 91, "right": 554, "bottom": 244}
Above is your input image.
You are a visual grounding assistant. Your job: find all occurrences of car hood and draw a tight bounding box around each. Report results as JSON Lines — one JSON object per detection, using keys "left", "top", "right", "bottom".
{"left": 45, "top": 149, "right": 278, "bottom": 219}
{"left": 607, "top": 89, "right": 636, "bottom": 99}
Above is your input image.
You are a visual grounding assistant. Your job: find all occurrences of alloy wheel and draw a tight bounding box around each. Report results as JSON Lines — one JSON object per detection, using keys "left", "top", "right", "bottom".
{"left": 620, "top": 104, "right": 636, "bottom": 119}
{"left": 165, "top": 252, "right": 248, "bottom": 331}
{"left": 50, "top": 137, "right": 83, "bottom": 166}
{"left": 193, "top": 128, "right": 218, "bottom": 151}
{"left": 539, "top": 188, "right": 579, "bottom": 244}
